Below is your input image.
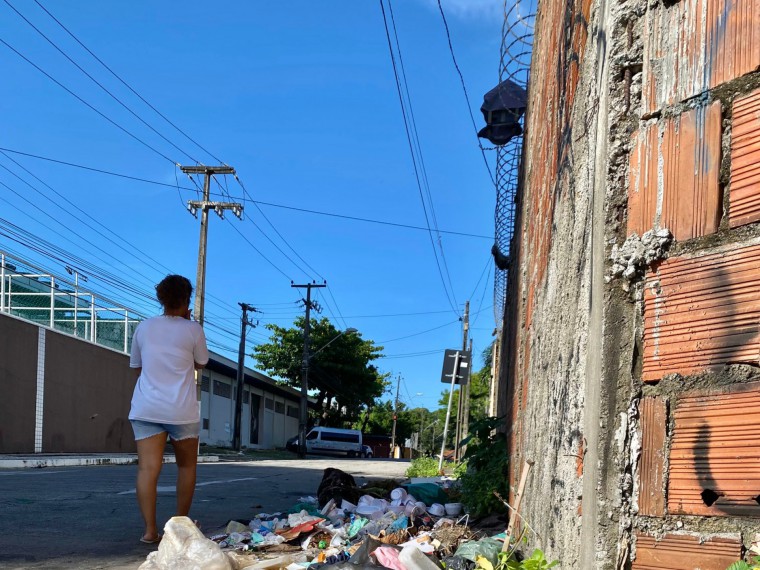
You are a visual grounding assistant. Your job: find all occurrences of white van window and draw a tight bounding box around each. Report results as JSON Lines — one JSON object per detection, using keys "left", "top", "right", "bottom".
{"left": 306, "top": 431, "right": 319, "bottom": 440}
{"left": 322, "top": 432, "right": 360, "bottom": 443}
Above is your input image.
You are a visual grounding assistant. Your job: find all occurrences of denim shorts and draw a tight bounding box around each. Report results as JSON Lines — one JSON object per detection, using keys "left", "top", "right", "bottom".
{"left": 130, "top": 419, "right": 200, "bottom": 441}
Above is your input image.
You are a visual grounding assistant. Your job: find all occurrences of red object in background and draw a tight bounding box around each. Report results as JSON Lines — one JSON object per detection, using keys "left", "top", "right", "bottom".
{"left": 364, "top": 434, "right": 391, "bottom": 458}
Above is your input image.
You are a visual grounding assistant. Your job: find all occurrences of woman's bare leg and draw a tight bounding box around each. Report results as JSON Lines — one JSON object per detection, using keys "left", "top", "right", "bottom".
{"left": 172, "top": 437, "right": 199, "bottom": 517}
{"left": 136, "top": 433, "right": 167, "bottom": 541}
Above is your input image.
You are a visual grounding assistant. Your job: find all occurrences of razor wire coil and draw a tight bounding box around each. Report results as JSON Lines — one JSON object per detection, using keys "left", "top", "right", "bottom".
{"left": 494, "top": 0, "right": 535, "bottom": 328}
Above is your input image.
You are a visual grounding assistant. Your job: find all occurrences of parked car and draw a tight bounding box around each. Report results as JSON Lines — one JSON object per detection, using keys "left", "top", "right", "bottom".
{"left": 360, "top": 444, "right": 373, "bottom": 458}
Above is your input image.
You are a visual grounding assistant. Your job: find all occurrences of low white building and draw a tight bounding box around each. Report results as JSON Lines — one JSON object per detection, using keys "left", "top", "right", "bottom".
{"left": 201, "top": 353, "right": 308, "bottom": 449}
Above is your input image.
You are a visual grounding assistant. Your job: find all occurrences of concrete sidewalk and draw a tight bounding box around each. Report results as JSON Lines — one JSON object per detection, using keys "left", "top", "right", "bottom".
{"left": 0, "top": 453, "right": 220, "bottom": 469}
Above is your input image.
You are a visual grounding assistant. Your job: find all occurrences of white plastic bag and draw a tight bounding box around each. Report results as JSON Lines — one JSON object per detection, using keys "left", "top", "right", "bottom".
{"left": 139, "top": 516, "right": 233, "bottom": 570}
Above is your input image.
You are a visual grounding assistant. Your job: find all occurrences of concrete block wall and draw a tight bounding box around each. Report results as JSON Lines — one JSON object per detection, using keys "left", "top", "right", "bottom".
{"left": 0, "top": 312, "right": 136, "bottom": 453}
{"left": 499, "top": 0, "right": 760, "bottom": 566}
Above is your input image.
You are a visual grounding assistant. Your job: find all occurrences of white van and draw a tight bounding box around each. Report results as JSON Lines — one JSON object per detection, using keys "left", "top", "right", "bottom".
{"left": 305, "top": 427, "right": 363, "bottom": 457}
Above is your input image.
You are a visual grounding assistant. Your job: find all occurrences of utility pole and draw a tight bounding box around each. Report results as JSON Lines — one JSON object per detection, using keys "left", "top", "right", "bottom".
{"left": 455, "top": 301, "right": 470, "bottom": 460}
{"left": 489, "top": 336, "right": 501, "bottom": 417}
{"left": 460, "top": 337, "right": 473, "bottom": 458}
{"left": 181, "top": 164, "right": 241, "bottom": 402}
{"left": 291, "top": 281, "right": 326, "bottom": 458}
{"left": 181, "top": 165, "right": 241, "bottom": 326}
{"left": 233, "top": 303, "right": 258, "bottom": 451}
{"left": 390, "top": 374, "right": 401, "bottom": 458}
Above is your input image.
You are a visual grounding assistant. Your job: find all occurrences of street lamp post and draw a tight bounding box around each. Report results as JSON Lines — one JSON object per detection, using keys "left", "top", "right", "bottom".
{"left": 422, "top": 419, "right": 438, "bottom": 456}
{"left": 298, "top": 327, "right": 358, "bottom": 458}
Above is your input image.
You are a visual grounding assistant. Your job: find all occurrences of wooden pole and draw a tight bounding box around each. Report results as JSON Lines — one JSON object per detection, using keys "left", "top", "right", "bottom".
{"left": 503, "top": 459, "right": 534, "bottom": 551}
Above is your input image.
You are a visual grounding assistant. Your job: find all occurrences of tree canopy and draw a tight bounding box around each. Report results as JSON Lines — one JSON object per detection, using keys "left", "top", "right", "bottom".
{"left": 252, "top": 317, "right": 389, "bottom": 427}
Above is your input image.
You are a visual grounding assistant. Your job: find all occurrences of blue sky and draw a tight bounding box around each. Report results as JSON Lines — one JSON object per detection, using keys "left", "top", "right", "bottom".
{"left": 0, "top": 0, "right": 504, "bottom": 411}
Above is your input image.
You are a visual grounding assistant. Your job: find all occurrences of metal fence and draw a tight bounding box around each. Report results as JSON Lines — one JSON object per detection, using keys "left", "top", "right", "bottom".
{"left": 494, "top": 0, "right": 536, "bottom": 328}
{"left": 0, "top": 251, "right": 143, "bottom": 353}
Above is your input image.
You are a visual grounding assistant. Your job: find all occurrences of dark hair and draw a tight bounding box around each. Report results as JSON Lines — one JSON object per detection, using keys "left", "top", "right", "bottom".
{"left": 155, "top": 275, "right": 193, "bottom": 310}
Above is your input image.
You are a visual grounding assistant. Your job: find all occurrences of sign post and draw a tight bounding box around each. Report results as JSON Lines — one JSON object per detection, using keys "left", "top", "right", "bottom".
{"left": 439, "top": 350, "right": 461, "bottom": 472}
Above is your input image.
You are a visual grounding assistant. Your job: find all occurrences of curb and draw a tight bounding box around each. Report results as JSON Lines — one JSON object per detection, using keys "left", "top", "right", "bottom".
{"left": 0, "top": 455, "right": 220, "bottom": 469}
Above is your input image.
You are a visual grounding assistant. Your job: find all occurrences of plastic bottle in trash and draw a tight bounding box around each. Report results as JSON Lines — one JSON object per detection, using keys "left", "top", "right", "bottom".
{"left": 399, "top": 544, "right": 440, "bottom": 570}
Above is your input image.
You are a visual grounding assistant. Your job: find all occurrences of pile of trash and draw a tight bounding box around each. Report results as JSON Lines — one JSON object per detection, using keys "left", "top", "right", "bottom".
{"left": 139, "top": 468, "right": 508, "bottom": 570}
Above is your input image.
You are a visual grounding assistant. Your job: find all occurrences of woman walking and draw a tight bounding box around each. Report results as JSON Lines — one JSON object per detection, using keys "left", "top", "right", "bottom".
{"left": 128, "top": 275, "right": 209, "bottom": 544}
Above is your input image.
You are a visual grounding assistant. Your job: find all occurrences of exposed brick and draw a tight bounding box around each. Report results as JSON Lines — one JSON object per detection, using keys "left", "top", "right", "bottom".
{"left": 642, "top": 241, "right": 760, "bottom": 382}
{"left": 628, "top": 102, "right": 722, "bottom": 241}
{"left": 730, "top": 88, "right": 760, "bottom": 228}
{"left": 633, "top": 533, "right": 742, "bottom": 569}
{"left": 638, "top": 397, "right": 667, "bottom": 516}
{"left": 669, "top": 382, "right": 760, "bottom": 516}
{"left": 642, "top": 0, "right": 760, "bottom": 113}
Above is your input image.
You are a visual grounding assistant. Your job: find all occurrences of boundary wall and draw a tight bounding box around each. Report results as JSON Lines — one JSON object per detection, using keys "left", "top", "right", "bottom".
{"left": 0, "top": 312, "right": 300, "bottom": 453}
{"left": 499, "top": 0, "right": 760, "bottom": 566}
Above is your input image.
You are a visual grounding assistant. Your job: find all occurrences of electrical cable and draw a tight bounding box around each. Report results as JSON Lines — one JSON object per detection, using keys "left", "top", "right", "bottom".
{"left": 380, "top": 349, "right": 444, "bottom": 358}
{"left": 471, "top": 265, "right": 492, "bottom": 327}
{"left": 0, "top": 209, "right": 244, "bottom": 338}
{"left": 33, "top": 0, "right": 226, "bottom": 164}
{"left": 223, "top": 217, "right": 293, "bottom": 281}
{"left": 324, "top": 287, "right": 349, "bottom": 330}
{"left": 386, "top": 0, "right": 459, "bottom": 309}
{"left": 467, "top": 254, "right": 493, "bottom": 302}
{"left": 233, "top": 175, "right": 326, "bottom": 279}
{"left": 233, "top": 175, "right": 350, "bottom": 331}
{"left": 0, "top": 37, "right": 176, "bottom": 165}
{"left": 4, "top": 0, "right": 200, "bottom": 164}
{"left": 377, "top": 318, "right": 461, "bottom": 344}
{"left": 335, "top": 309, "right": 453, "bottom": 318}
{"left": 378, "top": 0, "right": 460, "bottom": 316}
{"left": 0, "top": 151, "right": 241, "bottom": 319}
{"left": 0, "top": 147, "right": 491, "bottom": 239}
{"left": 250, "top": 199, "right": 491, "bottom": 240}
{"left": 0, "top": 180, "right": 160, "bottom": 301}
{"left": 0, "top": 219, "right": 157, "bottom": 311}
{"left": 0, "top": 147, "right": 197, "bottom": 191}
{"left": 435, "top": 0, "right": 496, "bottom": 185}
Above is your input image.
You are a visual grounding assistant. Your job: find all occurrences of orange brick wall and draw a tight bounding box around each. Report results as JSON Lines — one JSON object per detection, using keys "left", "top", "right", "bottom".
{"left": 633, "top": 533, "right": 741, "bottom": 570}
{"left": 730, "top": 88, "right": 760, "bottom": 228}
{"left": 669, "top": 382, "right": 760, "bottom": 517}
{"left": 642, "top": 0, "right": 760, "bottom": 114}
{"left": 641, "top": 241, "right": 760, "bottom": 382}
{"left": 628, "top": 102, "right": 722, "bottom": 241}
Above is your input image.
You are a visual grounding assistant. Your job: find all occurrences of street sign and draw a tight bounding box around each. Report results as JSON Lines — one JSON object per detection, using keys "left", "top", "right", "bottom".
{"left": 440, "top": 349, "right": 472, "bottom": 385}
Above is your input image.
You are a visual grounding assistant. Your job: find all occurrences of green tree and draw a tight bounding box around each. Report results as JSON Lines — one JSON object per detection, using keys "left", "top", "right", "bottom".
{"left": 355, "top": 400, "right": 415, "bottom": 438}
{"left": 355, "top": 403, "right": 436, "bottom": 451}
{"left": 467, "top": 342, "right": 494, "bottom": 424}
{"left": 252, "top": 317, "right": 389, "bottom": 426}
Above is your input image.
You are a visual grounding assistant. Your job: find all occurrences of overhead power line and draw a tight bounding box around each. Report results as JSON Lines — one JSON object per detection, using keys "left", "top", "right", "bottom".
{"left": 0, "top": 152, "right": 243, "bottom": 320}
{"left": 0, "top": 147, "right": 192, "bottom": 190}
{"left": 377, "top": 318, "right": 462, "bottom": 344}
{"left": 378, "top": 0, "right": 461, "bottom": 316}
{"left": 4, "top": 0, "right": 200, "bottom": 164}
{"left": 435, "top": 0, "right": 496, "bottom": 185}
{"left": 0, "top": 37, "right": 176, "bottom": 164}
{"left": 253, "top": 200, "right": 491, "bottom": 239}
{"left": 0, "top": 147, "right": 491, "bottom": 239}
{"left": 33, "top": 0, "right": 225, "bottom": 164}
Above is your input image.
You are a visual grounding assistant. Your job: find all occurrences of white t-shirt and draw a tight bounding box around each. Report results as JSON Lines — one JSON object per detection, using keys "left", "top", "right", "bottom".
{"left": 129, "top": 315, "right": 209, "bottom": 424}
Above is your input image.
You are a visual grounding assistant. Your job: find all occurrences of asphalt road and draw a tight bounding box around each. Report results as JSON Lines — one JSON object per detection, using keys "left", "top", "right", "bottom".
{"left": 0, "top": 457, "right": 410, "bottom": 570}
